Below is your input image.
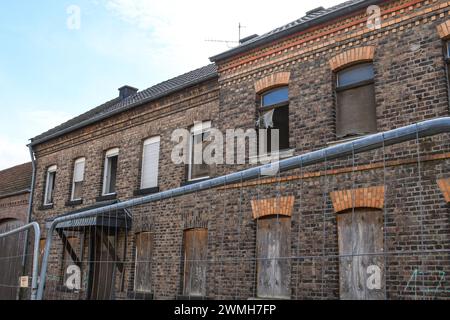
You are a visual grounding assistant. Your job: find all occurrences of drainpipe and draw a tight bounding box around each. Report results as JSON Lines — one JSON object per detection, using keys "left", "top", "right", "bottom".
{"left": 20, "top": 144, "right": 37, "bottom": 298}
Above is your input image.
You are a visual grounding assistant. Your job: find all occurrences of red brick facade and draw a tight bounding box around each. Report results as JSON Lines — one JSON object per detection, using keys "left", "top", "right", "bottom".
{"left": 30, "top": 0, "right": 450, "bottom": 300}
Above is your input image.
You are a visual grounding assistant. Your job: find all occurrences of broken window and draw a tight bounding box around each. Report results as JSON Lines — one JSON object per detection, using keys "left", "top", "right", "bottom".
{"left": 256, "top": 216, "right": 291, "bottom": 299}
{"left": 336, "top": 63, "right": 377, "bottom": 138}
{"left": 337, "top": 209, "right": 385, "bottom": 300}
{"left": 134, "top": 232, "right": 153, "bottom": 293}
{"left": 44, "top": 165, "right": 57, "bottom": 205}
{"left": 182, "top": 228, "right": 208, "bottom": 297}
{"left": 257, "top": 87, "right": 290, "bottom": 154}
{"left": 188, "top": 122, "right": 211, "bottom": 181}
{"left": 71, "top": 157, "right": 85, "bottom": 201}
{"left": 102, "top": 148, "right": 119, "bottom": 195}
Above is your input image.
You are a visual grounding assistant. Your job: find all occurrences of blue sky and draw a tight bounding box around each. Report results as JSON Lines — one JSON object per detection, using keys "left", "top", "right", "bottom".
{"left": 0, "top": 0, "right": 343, "bottom": 170}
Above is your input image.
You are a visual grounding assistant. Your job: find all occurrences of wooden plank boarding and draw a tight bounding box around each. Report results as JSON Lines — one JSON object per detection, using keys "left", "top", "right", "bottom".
{"left": 183, "top": 228, "right": 208, "bottom": 297}
{"left": 256, "top": 216, "right": 291, "bottom": 299}
{"left": 337, "top": 209, "right": 385, "bottom": 300}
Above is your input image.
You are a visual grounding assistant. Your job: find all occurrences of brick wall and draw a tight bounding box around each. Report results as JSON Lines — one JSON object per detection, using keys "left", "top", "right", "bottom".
{"left": 32, "top": 0, "right": 450, "bottom": 300}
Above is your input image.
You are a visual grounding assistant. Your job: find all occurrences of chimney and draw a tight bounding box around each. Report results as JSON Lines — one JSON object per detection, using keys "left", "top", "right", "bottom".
{"left": 118, "top": 85, "right": 138, "bottom": 100}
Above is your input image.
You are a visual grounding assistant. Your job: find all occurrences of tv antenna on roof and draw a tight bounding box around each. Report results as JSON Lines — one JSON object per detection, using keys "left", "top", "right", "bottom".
{"left": 205, "top": 23, "right": 246, "bottom": 48}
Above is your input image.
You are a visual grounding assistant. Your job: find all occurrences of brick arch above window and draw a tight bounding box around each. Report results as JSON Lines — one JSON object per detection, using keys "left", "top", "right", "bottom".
{"left": 329, "top": 46, "right": 375, "bottom": 72}
{"left": 251, "top": 196, "right": 295, "bottom": 220}
{"left": 254, "top": 72, "right": 291, "bottom": 94}
{"left": 437, "top": 20, "right": 450, "bottom": 39}
{"left": 437, "top": 178, "right": 450, "bottom": 203}
{"left": 330, "top": 186, "right": 385, "bottom": 214}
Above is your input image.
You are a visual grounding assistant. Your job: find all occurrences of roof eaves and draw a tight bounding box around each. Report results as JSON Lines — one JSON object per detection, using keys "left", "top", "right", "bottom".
{"left": 210, "top": 0, "right": 384, "bottom": 62}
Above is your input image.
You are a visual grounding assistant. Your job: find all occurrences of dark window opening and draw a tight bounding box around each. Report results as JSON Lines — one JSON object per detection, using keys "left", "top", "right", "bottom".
{"left": 257, "top": 87, "right": 290, "bottom": 154}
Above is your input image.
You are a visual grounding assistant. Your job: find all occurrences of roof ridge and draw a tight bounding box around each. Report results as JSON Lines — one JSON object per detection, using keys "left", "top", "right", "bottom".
{"left": 30, "top": 64, "right": 217, "bottom": 144}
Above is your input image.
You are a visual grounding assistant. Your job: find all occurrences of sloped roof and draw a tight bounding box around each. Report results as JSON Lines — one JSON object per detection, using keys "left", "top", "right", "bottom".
{"left": 31, "top": 64, "right": 218, "bottom": 145}
{"left": 0, "top": 162, "right": 32, "bottom": 198}
{"left": 210, "top": 0, "right": 382, "bottom": 62}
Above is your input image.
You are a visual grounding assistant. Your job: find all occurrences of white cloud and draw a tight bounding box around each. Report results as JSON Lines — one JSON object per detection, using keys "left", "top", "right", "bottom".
{"left": 101, "top": 0, "right": 346, "bottom": 71}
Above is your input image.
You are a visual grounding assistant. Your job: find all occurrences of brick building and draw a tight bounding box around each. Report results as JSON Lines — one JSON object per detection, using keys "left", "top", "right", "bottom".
{"left": 28, "top": 0, "right": 449, "bottom": 300}
{"left": 0, "top": 162, "right": 32, "bottom": 299}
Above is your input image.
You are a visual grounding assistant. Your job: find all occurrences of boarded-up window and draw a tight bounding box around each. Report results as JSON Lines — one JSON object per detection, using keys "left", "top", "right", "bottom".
{"left": 337, "top": 209, "right": 385, "bottom": 300}
{"left": 38, "top": 238, "right": 46, "bottom": 268}
{"left": 336, "top": 63, "right": 377, "bottom": 138}
{"left": 134, "top": 232, "right": 153, "bottom": 293}
{"left": 183, "top": 228, "right": 208, "bottom": 297}
{"left": 256, "top": 216, "right": 291, "bottom": 299}
{"left": 61, "top": 236, "right": 78, "bottom": 286}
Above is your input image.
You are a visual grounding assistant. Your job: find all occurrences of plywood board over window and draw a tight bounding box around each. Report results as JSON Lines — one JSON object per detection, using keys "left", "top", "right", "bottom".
{"left": 134, "top": 232, "right": 153, "bottom": 293}
{"left": 183, "top": 228, "right": 208, "bottom": 297}
{"left": 337, "top": 209, "right": 385, "bottom": 300}
{"left": 256, "top": 216, "right": 291, "bottom": 299}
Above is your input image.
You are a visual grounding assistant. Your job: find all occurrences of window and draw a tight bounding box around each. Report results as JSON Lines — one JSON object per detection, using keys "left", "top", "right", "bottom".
{"left": 102, "top": 148, "right": 119, "bottom": 195}
{"left": 141, "top": 137, "right": 160, "bottom": 190}
{"left": 188, "top": 122, "right": 211, "bottom": 181}
{"left": 337, "top": 209, "right": 385, "bottom": 300}
{"left": 134, "top": 232, "right": 153, "bottom": 293}
{"left": 336, "top": 63, "right": 377, "bottom": 138}
{"left": 257, "top": 87, "right": 290, "bottom": 154}
{"left": 61, "top": 236, "right": 78, "bottom": 287}
{"left": 256, "top": 216, "right": 291, "bottom": 299}
{"left": 44, "top": 165, "right": 57, "bottom": 205}
{"left": 182, "top": 228, "right": 208, "bottom": 297}
{"left": 71, "top": 158, "right": 85, "bottom": 201}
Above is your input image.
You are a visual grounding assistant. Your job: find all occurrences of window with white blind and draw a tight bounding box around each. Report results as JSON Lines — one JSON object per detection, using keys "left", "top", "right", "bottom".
{"left": 71, "top": 158, "right": 86, "bottom": 201}
{"left": 102, "top": 148, "right": 119, "bottom": 196}
{"left": 188, "top": 121, "right": 211, "bottom": 181}
{"left": 44, "top": 165, "right": 57, "bottom": 205}
{"left": 141, "top": 137, "right": 160, "bottom": 190}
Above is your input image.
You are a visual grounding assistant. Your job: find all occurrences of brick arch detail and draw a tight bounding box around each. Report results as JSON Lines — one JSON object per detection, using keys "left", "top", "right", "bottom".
{"left": 437, "top": 20, "right": 450, "bottom": 39}
{"left": 254, "top": 72, "right": 291, "bottom": 94}
{"left": 329, "top": 46, "right": 375, "bottom": 71}
{"left": 437, "top": 178, "right": 450, "bottom": 203}
{"left": 329, "top": 186, "right": 385, "bottom": 214}
{"left": 250, "top": 196, "right": 295, "bottom": 220}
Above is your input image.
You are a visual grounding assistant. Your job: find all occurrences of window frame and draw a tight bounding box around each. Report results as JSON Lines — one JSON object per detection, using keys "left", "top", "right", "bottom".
{"left": 187, "top": 121, "right": 211, "bottom": 182}
{"left": 102, "top": 148, "right": 119, "bottom": 196}
{"left": 44, "top": 165, "right": 57, "bottom": 206}
{"left": 140, "top": 136, "right": 161, "bottom": 190}
{"left": 71, "top": 157, "right": 86, "bottom": 201}
{"left": 258, "top": 86, "right": 290, "bottom": 154}
{"left": 335, "top": 63, "right": 377, "bottom": 139}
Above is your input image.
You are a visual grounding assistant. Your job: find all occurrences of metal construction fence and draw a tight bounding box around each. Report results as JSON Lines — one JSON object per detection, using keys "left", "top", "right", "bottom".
{"left": 1, "top": 117, "right": 450, "bottom": 300}
{"left": 0, "top": 222, "right": 40, "bottom": 300}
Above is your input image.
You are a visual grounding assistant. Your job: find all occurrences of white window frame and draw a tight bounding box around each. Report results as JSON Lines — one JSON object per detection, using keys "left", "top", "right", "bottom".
{"left": 44, "top": 165, "right": 57, "bottom": 206}
{"left": 71, "top": 157, "right": 86, "bottom": 201}
{"left": 188, "top": 121, "right": 211, "bottom": 182}
{"left": 102, "top": 148, "right": 119, "bottom": 196}
{"left": 140, "top": 136, "right": 160, "bottom": 190}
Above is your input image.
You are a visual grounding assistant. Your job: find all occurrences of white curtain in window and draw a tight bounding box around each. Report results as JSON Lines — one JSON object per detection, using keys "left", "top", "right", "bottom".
{"left": 141, "top": 137, "right": 160, "bottom": 189}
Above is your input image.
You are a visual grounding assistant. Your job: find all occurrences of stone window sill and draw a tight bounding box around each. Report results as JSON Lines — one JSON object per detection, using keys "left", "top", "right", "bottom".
{"left": 96, "top": 193, "right": 117, "bottom": 202}
{"left": 134, "top": 187, "right": 160, "bottom": 196}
